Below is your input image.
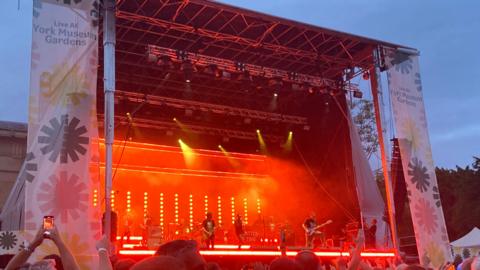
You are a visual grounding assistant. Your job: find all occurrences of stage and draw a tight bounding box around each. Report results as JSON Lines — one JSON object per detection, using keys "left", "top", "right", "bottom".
{"left": 116, "top": 235, "right": 395, "bottom": 263}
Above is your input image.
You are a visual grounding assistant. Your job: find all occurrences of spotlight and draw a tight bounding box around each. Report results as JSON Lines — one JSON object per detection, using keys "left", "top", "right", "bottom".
{"left": 178, "top": 139, "right": 183, "bottom": 143}
{"left": 288, "top": 72, "right": 298, "bottom": 81}
{"left": 173, "top": 117, "right": 177, "bottom": 121}
{"left": 176, "top": 50, "right": 188, "bottom": 61}
{"left": 204, "top": 64, "right": 221, "bottom": 78}
{"left": 256, "top": 129, "right": 260, "bottom": 133}
{"left": 235, "top": 61, "right": 246, "bottom": 72}
{"left": 353, "top": 90, "right": 363, "bottom": 99}
{"left": 181, "top": 60, "right": 194, "bottom": 83}
{"left": 273, "top": 92, "right": 278, "bottom": 98}
{"left": 346, "top": 67, "right": 355, "bottom": 80}
{"left": 362, "top": 71, "right": 370, "bottom": 80}
{"left": 268, "top": 77, "right": 283, "bottom": 89}
{"left": 218, "top": 145, "right": 222, "bottom": 149}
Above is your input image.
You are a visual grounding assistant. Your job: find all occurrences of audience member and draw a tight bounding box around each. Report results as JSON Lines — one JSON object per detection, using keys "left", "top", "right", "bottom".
{"left": 114, "top": 258, "right": 136, "bottom": 270}
{"left": 5, "top": 226, "right": 79, "bottom": 270}
{"left": 130, "top": 255, "right": 186, "bottom": 270}
{"left": 269, "top": 257, "right": 302, "bottom": 270}
{"left": 296, "top": 250, "right": 322, "bottom": 270}
{"left": 156, "top": 239, "right": 206, "bottom": 270}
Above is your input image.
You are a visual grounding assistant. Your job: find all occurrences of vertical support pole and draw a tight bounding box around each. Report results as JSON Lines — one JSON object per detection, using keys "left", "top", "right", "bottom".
{"left": 370, "top": 49, "right": 399, "bottom": 252}
{"left": 103, "top": 0, "right": 116, "bottom": 247}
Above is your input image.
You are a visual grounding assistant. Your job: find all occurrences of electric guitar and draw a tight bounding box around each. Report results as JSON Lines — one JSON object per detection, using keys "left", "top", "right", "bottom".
{"left": 304, "top": 220, "right": 333, "bottom": 236}
{"left": 202, "top": 227, "right": 215, "bottom": 240}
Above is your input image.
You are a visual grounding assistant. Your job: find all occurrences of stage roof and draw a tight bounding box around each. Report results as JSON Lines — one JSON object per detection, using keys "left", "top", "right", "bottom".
{"left": 115, "top": 0, "right": 415, "bottom": 80}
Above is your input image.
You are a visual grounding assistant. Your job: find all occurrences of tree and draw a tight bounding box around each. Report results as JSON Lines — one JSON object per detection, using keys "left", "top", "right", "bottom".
{"left": 351, "top": 99, "right": 379, "bottom": 160}
{"left": 436, "top": 157, "right": 480, "bottom": 241}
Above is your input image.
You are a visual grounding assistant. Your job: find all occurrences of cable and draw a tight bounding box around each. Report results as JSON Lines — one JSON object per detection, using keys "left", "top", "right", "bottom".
{"left": 293, "top": 141, "right": 356, "bottom": 221}
{"left": 99, "top": 71, "right": 171, "bottom": 208}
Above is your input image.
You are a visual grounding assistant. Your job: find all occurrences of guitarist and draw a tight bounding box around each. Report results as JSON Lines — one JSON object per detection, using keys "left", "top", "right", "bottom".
{"left": 302, "top": 212, "right": 330, "bottom": 248}
{"left": 202, "top": 212, "right": 215, "bottom": 249}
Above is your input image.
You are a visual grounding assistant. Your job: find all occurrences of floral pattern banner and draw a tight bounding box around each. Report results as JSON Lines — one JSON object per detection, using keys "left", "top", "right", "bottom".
{"left": 385, "top": 49, "right": 452, "bottom": 266}
{"left": 22, "top": 0, "right": 100, "bottom": 268}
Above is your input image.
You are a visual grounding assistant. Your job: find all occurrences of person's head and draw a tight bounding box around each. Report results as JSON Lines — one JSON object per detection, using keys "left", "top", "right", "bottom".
{"left": 461, "top": 258, "right": 475, "bottom": 270}
{"left": 206, "top": 212, "right": 213, "bottom": 219}
{"left": 404, "top": 264, "right": 427, "bottom": 270}
{"left": 270, "top": 257, "right": 302, "bottom": 270}
{"left": 372, "top": 219, "right": 377, "bottom": 225}
{"left": 43, "top": 254, "right": 63, "bottom": 270}
{"left": 336, "top": 258, "right": 348, "bottom": 270}
{"left": 114, "top": 258, "right": 136, "bottom": 270}
{"left": 206, "top": 262, "right": 221, "bottom": 270}
{"left": 131, "top": 256, "right": 186, "bottom": 270}
{"left": 156, "top": 240, "right": 206, "bottom": 270}
{"left": 236, "top": 214, "right": 241, "bottom": 219}
{"left": 295, "top": 250, "right": 322, "bottom": 270}
{"left": 310, "top": 212, "right": 316, "bottom": 219}
{"left": 471, "top": 256, "right": 480, "bottom": 270}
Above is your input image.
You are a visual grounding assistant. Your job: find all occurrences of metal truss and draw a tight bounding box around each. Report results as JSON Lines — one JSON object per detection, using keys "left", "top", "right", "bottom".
{"left": 115, "top": 90, "right": 308, "bottom": 125}
{"left": 98, "top": 114, "right": 284, "bottom": 142}
{"left": 114, "top": 0, "right": 404, "bottom": 80}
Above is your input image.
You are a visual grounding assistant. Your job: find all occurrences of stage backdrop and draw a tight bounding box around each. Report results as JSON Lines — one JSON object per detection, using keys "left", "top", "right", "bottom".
{"left": 385, "top": 49, "right": 452, "bottom": 266}
{"left": 10, "top": 0, "right": 100, "bottom": 268}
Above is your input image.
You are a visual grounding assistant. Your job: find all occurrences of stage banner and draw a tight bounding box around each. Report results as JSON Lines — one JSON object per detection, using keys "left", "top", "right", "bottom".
{"left": 385, "top": 49, "right": 451, "bottom": 266}
{"left": 21, "top": 0, "right": 101, "bottom": 268}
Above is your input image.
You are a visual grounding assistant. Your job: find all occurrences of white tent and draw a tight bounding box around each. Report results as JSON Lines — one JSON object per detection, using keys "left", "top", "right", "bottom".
{"left": 451, "top": 227, "right": 480, "bottom": 248}
{"left": 451, "top": 227, "right": 480, "bottom": 259}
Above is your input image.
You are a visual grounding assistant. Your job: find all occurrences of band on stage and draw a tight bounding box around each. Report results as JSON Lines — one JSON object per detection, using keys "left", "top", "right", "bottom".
{"left": 103, "top": 210, "right": 377, "bottom": 250}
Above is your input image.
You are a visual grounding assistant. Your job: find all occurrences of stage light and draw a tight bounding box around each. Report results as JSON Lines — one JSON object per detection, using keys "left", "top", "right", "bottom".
{"left": 231, "top": 197, "right": 235, "bottom": 224}
{"left": 204, "top": 64, "right": 221, "bottom": 78}
{"left": 217, "top": 196, "right": 222, "bottom": 226}
{"left": 126, "top": 191, "right": 131, "bottom": 213}
{"left": 273, "top": 92, "right": 278, "bottom": 98}
{"left": 144, "top": 192, "right": 148, "bottom": 217}
{"left": 353, "top": 90, "right": 363, "bottom": 99}
{"left": 268, "top": 77, "right": 283, "bottom": 89}
{"left": 256, "top": 129, "right": 267, "bottom": 154}
{"left": 176, "top": 50, "right": 188, "bottom": 61}
{"left": 179, "top": 139, "right": 196, "bottom": 167}
{"left": 362, "top": 71, "right": 370, "bottom": 80}
{"left": 243, "top": 198, "right": 248, "bottom": 224}
{"left": 204, "top": 195, "right": 209, "bottom": 215}
{"left": 175, "top": 194, "right": 179, "bottom": 224}
{"left": 288, "top": 71, "right": 298, "bottom": 81}
{"left": 174, "top": 118, "right": 192, "bottom": 133}
{"left": 111, "top": 190, "right": 115, "bottom": 210}
{"left": 93, "top": 189, "right": 98, "bottom": 207}
{"left": 235, "top": 61, "right": 246, "bottom": 72}
{"left": 189, "top": 194, "right": 194, "bottom": 230}
{"left": 160, "top": 193, "right": 164, "bottom": 231}
{"left": 256, "top": 198, "right": 261, "bottom": 214}
{"left": 181, "top": 60, "right": 194, "bottom": 83}
{"left": 283, "top": 131, "right": 293, "bottom": 152}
